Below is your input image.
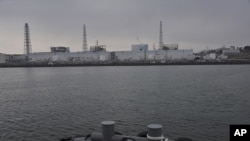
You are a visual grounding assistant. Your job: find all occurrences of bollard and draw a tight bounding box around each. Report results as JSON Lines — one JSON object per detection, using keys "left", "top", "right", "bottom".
{"left": 147, "top": 124, "right": 163, "bottom": 141}
{"left": 101, "top": 121, "right": 115, "bottom": 141}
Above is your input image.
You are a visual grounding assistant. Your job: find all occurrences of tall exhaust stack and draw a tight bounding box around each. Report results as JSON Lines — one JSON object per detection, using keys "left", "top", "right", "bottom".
{"left": 24, "top": 23, "right": 32, "bottom": 61}
{"left": 83, "top": 24, "right": 88, "bottom": 51}
{"left": 159, "top": 21, "right": 163, "bottom": 49}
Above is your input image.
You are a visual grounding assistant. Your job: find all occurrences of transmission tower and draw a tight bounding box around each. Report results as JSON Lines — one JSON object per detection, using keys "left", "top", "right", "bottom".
{"left": 24, "top": 23, "right": 32, "bottom": 60}
{"left": 83, "top": 24, "right": 88, "bottom": 51}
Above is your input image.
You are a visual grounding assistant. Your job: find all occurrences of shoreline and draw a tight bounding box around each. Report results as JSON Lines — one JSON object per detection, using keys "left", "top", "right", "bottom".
{"left": 1, "top": 60, "right": 250, "bottom": 68}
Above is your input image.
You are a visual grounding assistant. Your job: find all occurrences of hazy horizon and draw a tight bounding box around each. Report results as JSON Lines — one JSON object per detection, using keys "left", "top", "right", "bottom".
{"left": 1, "top": 0, "right": 250, "bottom": 54}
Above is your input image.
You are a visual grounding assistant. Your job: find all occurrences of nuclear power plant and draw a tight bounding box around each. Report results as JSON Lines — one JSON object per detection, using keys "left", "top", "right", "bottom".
{"left": 0, "top": 22, "right": 196, "bottom": 65}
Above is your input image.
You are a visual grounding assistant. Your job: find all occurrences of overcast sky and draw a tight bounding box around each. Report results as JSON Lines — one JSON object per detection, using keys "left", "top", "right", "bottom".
{"left": 0, "top": 0, "right": 250, "bottom": 54}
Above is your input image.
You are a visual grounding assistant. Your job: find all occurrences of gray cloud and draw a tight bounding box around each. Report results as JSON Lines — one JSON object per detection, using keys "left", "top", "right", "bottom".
{"left": 0, "top": 0, "right": 250, "bottom": 54}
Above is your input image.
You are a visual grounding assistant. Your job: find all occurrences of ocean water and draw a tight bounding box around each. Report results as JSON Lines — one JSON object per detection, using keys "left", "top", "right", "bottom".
{"left": 0, "top": 65, "right": 250, "bottom": 141}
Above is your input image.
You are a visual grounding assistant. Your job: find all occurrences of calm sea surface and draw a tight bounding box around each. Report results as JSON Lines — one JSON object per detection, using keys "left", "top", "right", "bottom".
{"left": 0, "top": 65, "right": 250, "bottom": 141}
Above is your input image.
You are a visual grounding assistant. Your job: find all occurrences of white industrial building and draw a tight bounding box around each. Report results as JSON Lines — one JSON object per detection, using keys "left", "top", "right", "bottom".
{"left": 26, "top": 46, "right": 110, "bottom": 63}
{"left": 6, "top": 44, "right": 194, "bottom": 64}
{"left": 115, "top": 44, "right": 193, "bottom": 62}
{"left": 215, "top": 46, "right": 240, "bottom": 60}
{"left": 202, "top": 53, "right": 217, "bottom": 60}
{"left": 222, "top": 47, "right": 240, "bottom": 55}
{"left": 4, "top": 44, "right": 194, "bottom": 64}
{"left": 29, "top": 51, "right": 111, "bottom": 63}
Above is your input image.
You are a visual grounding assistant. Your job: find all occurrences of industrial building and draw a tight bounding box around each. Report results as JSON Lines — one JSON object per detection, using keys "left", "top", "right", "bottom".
{"left": 29, "top": 51, "right": 111, "bottom": 63}
{"left": 1, "top": 22, "right": 195, "bottom": 65}
{"left": 114, "top": 44, "right": 193, "bottom": 62}
{"left": 21, "top": 44, "right": 193, "bottom": 64}
{"left": 0, "top": 53, "right": 7, "bottom": 64}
